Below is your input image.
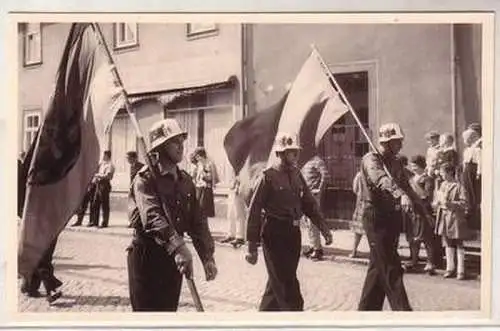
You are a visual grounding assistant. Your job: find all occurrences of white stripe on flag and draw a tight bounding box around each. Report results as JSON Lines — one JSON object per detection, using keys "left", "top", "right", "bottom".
{"left": 267, "top": 52, "right": 348, "bottom": 166}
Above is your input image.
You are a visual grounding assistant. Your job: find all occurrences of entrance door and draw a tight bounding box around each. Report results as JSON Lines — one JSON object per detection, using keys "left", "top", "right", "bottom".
{"left": 110, "top": 114, "right": 136, "bottom": 192}
{"left": 318, "top": 71, "right": 370, "bottom": 220}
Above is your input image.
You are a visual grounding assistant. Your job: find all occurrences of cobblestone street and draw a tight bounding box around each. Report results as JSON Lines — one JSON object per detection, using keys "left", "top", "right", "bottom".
{"left": 18, "top": 223, "right": 481, "bottom": 313}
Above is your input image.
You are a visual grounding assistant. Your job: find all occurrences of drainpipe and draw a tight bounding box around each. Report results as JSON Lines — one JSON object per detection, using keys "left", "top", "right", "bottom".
{"left": 451, "top": 24, "right": 458, "bottom": 150}
{"left": 240, "top": 23, "right": 248, "bottom": 120}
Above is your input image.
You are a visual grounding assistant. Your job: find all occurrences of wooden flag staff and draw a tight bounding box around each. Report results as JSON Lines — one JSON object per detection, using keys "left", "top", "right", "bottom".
{"left": 90, "top": 22, "right": 204, "bottom": 312}
{"left": 311, "top": 45, "right": 429, "bottom": 218}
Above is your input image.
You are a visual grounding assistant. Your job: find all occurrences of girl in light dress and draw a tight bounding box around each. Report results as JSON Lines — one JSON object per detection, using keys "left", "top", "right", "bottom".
{"left": 433, "top": 162, "right": 470, "bottom": 280}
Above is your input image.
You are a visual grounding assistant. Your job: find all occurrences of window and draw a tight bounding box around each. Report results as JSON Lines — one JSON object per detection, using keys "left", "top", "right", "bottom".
{"left": 165, "top": 88, "right": 234, "bottom": 190}
{"left": 24, "top": 111, "right": 41, "bottom": 151}
{"left": 318, "top": 70, "right": 369, "bottom": 219}
{"left": 23, "top": 23, "right": 42, "bottom": 66}
{"left": 114, "top": 23, "right": 138, "bottom": 49}
{"left": 186, "top": 23, "right": 218, "bottom": 38}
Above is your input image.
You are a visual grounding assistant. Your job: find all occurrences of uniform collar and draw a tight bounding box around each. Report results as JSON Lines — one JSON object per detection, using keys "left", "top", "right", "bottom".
{"left": 158, "top": 162, "right": 180, "bottom": 180}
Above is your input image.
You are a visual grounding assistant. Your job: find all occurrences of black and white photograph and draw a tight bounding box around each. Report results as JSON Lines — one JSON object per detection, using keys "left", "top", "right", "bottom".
{"left": 10, "top": 12, "right": 493, "bottom": 325}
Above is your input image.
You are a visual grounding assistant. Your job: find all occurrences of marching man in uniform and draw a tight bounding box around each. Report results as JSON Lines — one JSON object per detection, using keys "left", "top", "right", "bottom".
{"left": 357, "top": 123, "right": 414, "bottom": 311}
{"left": 245, "top": 132, "right": 333, "bottom": 311}
{"left": 127, "top": 117, "right": 218, "bottom": 311}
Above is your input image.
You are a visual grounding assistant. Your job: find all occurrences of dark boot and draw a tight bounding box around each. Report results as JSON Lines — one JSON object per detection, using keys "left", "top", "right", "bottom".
{"left": 310, "top": 249, "right": 324, "bottom": 261}
{"left": 220, "top": 236, "right": 234, "bottom": 244}
{"left": 231, "top": 238, "right": 245, "bottom": 248}
{"left": 302, "top": 247, "right": 314, "bottom": 258}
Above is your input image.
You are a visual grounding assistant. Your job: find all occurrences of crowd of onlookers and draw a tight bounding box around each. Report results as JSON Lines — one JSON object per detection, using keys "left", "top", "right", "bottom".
{"left": 350, "top": 123, "right": 482, "bottom": 280}
{"left": 221, "top": 123, "right": 482, "bottom": 281}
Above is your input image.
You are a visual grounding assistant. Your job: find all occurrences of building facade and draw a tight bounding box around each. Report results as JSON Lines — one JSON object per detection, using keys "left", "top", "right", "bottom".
{"left": 18, "top": 22, "right": 244, "bottom": 193}
{"left": 18, "top": 22, "right": 481, "bottom": 220}
{"left": 248, "top": 23, "right": 482, "bottom": 219}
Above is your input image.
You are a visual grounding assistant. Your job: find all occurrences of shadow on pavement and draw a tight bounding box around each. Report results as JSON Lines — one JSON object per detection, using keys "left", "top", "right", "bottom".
{"left": 53, "top": 256, "right": 74, "bottom": 261}
{"left": 55, "top": 263, "right": 121, "bottom": 272}
{"left": 50, "top": 295, "right": 130, "bottom": 308}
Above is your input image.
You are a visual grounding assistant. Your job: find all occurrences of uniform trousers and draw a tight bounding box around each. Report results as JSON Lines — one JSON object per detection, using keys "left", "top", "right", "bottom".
{"left": 127, "top": 236, "right": 182, "bottom": 311}
{"left": 259, "top": 217, "right": 304, "bottom": 311}
{"left": 358, "top": 206, "right": 412, "bottom": 311}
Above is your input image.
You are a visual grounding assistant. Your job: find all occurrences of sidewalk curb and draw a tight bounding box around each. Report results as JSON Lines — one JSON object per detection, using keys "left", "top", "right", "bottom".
{"left": 63, "top": 225, "right": 481, "bottom": 281}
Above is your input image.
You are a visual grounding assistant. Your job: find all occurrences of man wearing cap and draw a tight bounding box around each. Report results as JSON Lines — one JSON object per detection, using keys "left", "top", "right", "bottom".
{"left": 245, "top": 132, "right": 333, "bottom": 311}
{"left": 89, "top": 150, "right": 115, "bottom": 228}
{"left": 357, "top": 123, "right": 414, "bottom": 311}
{"left": 126, "top": 151, "right": 145, "bottom": 182}
{"left": 126, "top": 151, "right": 144, "bottom": 228}
{"left": 127, "top": 117, "right": 217, "bottom": 311}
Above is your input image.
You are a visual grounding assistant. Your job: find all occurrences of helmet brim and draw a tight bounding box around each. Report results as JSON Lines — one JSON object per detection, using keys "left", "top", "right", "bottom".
{"left": 275, "top": 146, "right": 302, "bottom": 153}
{"left": 379, "top": 135, "right": 404, "bottom": 143}
{"left": 149, "top": 132, "right": 188, "bottom": 152}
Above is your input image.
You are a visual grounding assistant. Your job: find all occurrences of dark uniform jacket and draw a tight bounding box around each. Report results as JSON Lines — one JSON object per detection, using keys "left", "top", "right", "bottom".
{"left": 128, "top": 165, "right": 214, "bottom": 263}
{"left": 357, "top": 152, "right": 415, "bottom": 226}
{"left": 246, "top": 164, "right": 329, "bottom": 243}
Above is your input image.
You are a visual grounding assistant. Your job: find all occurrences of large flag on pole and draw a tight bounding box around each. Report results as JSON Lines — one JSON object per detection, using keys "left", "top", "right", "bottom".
{"left": 266, "top": 51, "right": 349, "bottom": 166}
{"left": 224, "top": 51, "right": 349, "bottom": 204}
{"left": 18, "top": 23, "right": 124, "bottom": 278}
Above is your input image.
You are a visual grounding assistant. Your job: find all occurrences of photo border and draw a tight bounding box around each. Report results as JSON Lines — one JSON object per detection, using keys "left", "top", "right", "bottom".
{"left": 4, "top": 11, "right": 496, "bottom": 328}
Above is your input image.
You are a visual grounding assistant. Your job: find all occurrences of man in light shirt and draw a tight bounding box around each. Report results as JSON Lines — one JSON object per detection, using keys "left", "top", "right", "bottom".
{"left": 89, "top": 150, "right": 115, "bottom": 228}
{"left": 424, "top": 131, "right": 440, "bottom": 178}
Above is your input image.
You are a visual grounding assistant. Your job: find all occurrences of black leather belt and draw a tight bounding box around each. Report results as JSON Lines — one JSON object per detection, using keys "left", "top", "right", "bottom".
{"left": 265, "top": 215, "right": 301, "bottom": 227}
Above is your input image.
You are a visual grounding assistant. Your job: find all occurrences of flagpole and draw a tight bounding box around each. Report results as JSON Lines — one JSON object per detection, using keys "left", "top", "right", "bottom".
{"left": 310, "top": 45, "right": 380, "bottom": 156}
{"left": 310, "top": 45, "right": 434, "bottom": 219}
{"left": 90, "top": 23, "right": 205, "bottom": 312}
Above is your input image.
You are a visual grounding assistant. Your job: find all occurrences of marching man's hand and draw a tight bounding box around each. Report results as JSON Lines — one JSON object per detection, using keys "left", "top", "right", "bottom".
{"left": 245, "top": 241, "right": 258, "bottom": 265}
{"left": 203, "top": 258, "right": 218, "bottom": 281}
{"left": 174, "top": 244, "right": 193, "bottom": 279}
{"left": 400, "top": 194, "right": 413, "bottom": 214}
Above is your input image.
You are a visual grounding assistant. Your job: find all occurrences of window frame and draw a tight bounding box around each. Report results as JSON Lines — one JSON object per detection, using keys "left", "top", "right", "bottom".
{"left": 23, "top": 23, "right": 42, "bottom": 67}
{"left": 23, "top": 110, "right": 42, "bottom": 152}
{"left": 186, "top": 23, "right": 218, "bottom": 39}
{"left": 113, "top": 23, "right": 139, "bottom": 50}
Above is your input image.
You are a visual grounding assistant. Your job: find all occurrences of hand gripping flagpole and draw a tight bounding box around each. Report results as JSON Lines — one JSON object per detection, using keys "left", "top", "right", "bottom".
{"left": 90, "top": 23, "right": 204, "bottom": 312}
{"left": 310, "top": 45, "right": 430, "bottom": 218}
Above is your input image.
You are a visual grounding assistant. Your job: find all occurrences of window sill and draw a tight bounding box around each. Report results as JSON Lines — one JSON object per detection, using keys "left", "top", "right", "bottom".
{"left": 186, "top": 30, "right": 219, "bottom": 41}
{"left": 113, "top": 43, "right": 139, "bottom": 53}
{"left": 23, "top": 61, "right": 42, "bottom": 69}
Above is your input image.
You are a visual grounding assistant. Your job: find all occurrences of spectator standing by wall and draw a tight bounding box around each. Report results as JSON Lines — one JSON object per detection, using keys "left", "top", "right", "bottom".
{"left": 89, "top": 150, "right": 115, "bottom": 228}
{"left": 300, "top": 153, "right": 329, "bottom": 261}
{"left": 194, "top": 147, "right": 219, "bottom": 218}
{"left": 222, "top": 174, "right": 247, "bottom": 248}
{"left": 461, "top": 127, "right": 482, "bottom": 231}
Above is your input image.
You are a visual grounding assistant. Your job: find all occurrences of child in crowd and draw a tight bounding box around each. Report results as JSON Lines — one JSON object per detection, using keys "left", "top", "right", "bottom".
{"left": 433, "top": 162, "right": 469, "bottom": 280}
{"left": 424, "top": 131, "right": 440, "bottom": 178}
{"left": 404, "top": 155, "right": 437, "bottom": 275}
{"left": 349, "top": 171, "right": 365, "bottom": 258}
{"left": 437, "top": 133, "right": 459, "bottom": 175}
